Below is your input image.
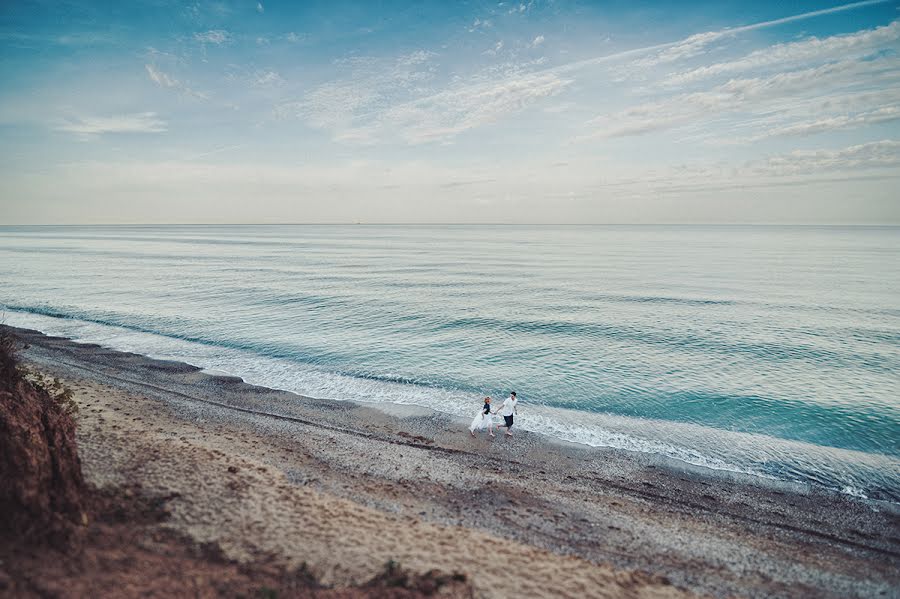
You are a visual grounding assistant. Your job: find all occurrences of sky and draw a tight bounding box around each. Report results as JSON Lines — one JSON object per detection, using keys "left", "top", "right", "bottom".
{"left": 1, "top": 0, "right": 899, "bottom": 224}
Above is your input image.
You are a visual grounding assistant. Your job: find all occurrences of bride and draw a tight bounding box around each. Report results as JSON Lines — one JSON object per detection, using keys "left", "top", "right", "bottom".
{"left": 469, "top": 397, "right": 496, "bottom": 437}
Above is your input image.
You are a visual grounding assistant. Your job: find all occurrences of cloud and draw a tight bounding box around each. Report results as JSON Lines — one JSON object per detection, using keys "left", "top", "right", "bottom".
{"left": 270, "top": 0, "right": 891, "bottom": 149}
{"left": 484, "top": 40, "right": 504, "bottom": 55}
{"left": 468, "top": 18, "right": 493, "bottom": 32}
{"left": 587, "top": 16, "right": 900, "bottom": 146}
{"left": 508, "top": 2, "right": 533, "bottom": 15}
{"left": 632, "top": 31, "right": 726, "bottom": 68}
{"left": 361, "top": 70, "right": 572, "bottom": 144}
{"left": 254, "top": 69, "right": 284, "bottom": 86}
{"left": 44, "top": 140, "right": 899, "bottom": 204}
{"left": 45, "top": 159, "right": 503, "bottom": 192}
{"left": 145, "top": 64, "right": 208, "bottom": 99}
{"left": 77, "top": 141, "right": 900, "bottom": 183}
{"left": 281, "top": 51, "right": 571, "bottom": 145}
{"left": 665, "top": 20, "right": 900, "bottom": 86}
{"left": 467, "top": 0, "right": 892, "bottom": 90}
{"left": 56, "top": 112, "right": 167, "bottom": 136}
{"left": 183, "top": 144, "right": 244, "bottom": 161}
{"left": 256, "top": 2, "right": 264, "bottom": 14}
{"left": 582, "top": 56, "right": 900, "bottom": 140}
{"left": 0, "top": 31, "right": 117, "bottom": 47}
{"left": 543, "top": 101, "right": 574, "bottom": 114}
{"left": 569, "top": 140, "right": 900, "bottom": 197}
{"left": 438, "top": 178, "right": 498, "bottom": 188}
{"left": 10, "top": 137, "right": 898, "bottom": 225}
{"left": 145, "top": 64, "right": 177, "bottom": 88}
{"left": 276, "top": 50, "right": 438, "bottom": 134}
{"left": 530, "top": 35, "right": 545, "bottom": 48}
{"left": 631, "top": 0, "right": 891, "bottom": 69}
{"left": 194, "top": 30, "right": 230, "bottom": 45}
{"left": 756, "top": 139, "right": 900, "bottom": 176}
{"left": 746, "top": 106, "right": 900, "bottom": 141}
{"left": 183, "top": 1, "right": 232, "bottom": 21}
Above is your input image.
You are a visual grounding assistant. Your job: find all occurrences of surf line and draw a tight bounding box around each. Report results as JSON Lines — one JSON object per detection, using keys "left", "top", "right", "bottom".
{"left": 46, "top": 356, "right": 483, "bottom": 459}
{"left": 19, "top": 344, "right": 900, "bottom": 557}
{"left": 48, "top": 357, "right": 900, "bottom": 558}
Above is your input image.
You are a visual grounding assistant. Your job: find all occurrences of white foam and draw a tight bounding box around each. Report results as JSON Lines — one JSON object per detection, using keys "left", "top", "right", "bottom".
{"left": 4, "top": 308, "right": 898, "bottom": 499}
{"left": 841, "top": 485, "right": 869, "bottom": 499}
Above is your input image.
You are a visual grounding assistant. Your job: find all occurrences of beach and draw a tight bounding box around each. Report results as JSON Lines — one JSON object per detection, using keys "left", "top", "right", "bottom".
{"left": 5, "top": 324, "right": 898, "bottom": 598}
{"left": 4, "top": 0, "right": 900, "bottom": 594}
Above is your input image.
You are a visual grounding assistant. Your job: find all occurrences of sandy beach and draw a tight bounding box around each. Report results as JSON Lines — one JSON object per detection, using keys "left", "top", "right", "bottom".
{"left": 5, "top": 325, "right": 899, "bottom": 598}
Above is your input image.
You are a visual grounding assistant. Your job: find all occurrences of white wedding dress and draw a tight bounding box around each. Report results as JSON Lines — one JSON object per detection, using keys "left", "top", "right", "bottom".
{"left": 469, "top": 408, "right": 492, "bottom": 432}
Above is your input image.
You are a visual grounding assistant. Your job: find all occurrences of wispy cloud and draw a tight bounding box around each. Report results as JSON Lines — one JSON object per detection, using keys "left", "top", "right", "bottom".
{"left": 632, "top": 0, "right": 891, "bottom": 68}
{"left": 758, "top": 139, "right": 900, "bottom": 175}
{"left": 56, "top": 112, "right": 167, "bottom": 137}
{"left": 437, "top": 0, "right": 893, "bottom": 99}
{"left": 281, "top": 50, "right": 570, "bottom": 145}
{"left": 280, "top": 1, "right": 894, "bottom": 148}
{"left": 632, "top": 30, "right": 725, "bottom": 68}
{"left": 355, "top": 70, "right": 571, "bottom": 144}
{"left": 507, "top": 2, "right": 534, "bottom": 15}
{"left": 468, "top": 18, "right": 493, "bottom": 32}
{"left": 2, "top": 0, "right": 898, "bottom": 224}
{"left": 183, "top": 1, "right": 232, "bottom": 21}
{"left": 577, "top": 16, "right": 900, "bottom": 147}
{"left": 576, "top": 140, "right": 900, "bottom": 195}
{"left": 52, "top": 140, "right": 900, "bottom": 204}
{"left": 0, "top": 31, "right": 117, "bottom": 47}
{"left": 276, "top": 50, "right": 438, "bottom": 135}
{"left": 664, "top": 20, "right": 900, "bottom": 86}
{"left": 145, "top": 64, "right": 208, "bottom": 100}
{"left": 145, "top": 64, "right": 177, "bottom": 88}
{"left": 254, "top": 69, "right": 284, "bottom": 86}
{"left": 743, "top": 105, "right": 900, "bottom": 142}
{"left": 269, "top": 0, "right": 894, "bottom": 150}
{"left": 582, "top": 55, "right": 900, "bottom": 141}
{"left": 184, "top": 144, "right": 243, "bottom": 161}
{"left": 194, "top": 29, "right": 230, "bottom": 45}
{"left": 483, "top": 40, "right": 504, "bottom": 56}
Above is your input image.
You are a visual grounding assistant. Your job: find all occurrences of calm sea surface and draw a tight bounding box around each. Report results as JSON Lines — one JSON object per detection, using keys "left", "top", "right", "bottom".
{"left": 1, "top": 225, "right": 898, "bottom": 500}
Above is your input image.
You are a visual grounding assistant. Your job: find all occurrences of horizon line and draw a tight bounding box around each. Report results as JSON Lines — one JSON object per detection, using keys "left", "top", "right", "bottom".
{"left": 1, "top": 222, "right": 899, "bottom": 227}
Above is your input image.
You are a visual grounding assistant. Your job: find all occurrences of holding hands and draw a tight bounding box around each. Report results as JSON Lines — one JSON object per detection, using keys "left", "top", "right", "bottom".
{"left": 469, "top": 393, "right": 518, "bottom": 438}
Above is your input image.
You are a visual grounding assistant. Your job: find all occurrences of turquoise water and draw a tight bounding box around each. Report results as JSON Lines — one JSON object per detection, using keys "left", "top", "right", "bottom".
{"left": 1, "top": 225, "right": 898, "bottom": 500}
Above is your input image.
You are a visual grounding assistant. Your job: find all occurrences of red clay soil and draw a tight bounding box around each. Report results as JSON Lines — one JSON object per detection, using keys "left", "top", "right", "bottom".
{"left": 0, "top": 332, "right": 471, "bottom": 598}
{"left": 0, "top": 334, "right": 86, "bottom": 545}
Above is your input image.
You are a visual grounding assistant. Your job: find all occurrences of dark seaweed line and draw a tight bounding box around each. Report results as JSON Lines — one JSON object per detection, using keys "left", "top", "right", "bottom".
{"left": 43, "top": 355, "right": 471, "bottom": 460}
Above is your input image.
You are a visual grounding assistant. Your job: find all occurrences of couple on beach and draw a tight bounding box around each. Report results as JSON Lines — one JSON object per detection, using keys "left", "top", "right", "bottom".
{"left": 469, "top": 391, "right": 518, "bottom": 438}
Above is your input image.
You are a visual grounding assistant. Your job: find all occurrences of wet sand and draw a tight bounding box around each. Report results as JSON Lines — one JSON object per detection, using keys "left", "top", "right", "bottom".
{"left": 9, "top": 326, "right": 899, "bottom": 598}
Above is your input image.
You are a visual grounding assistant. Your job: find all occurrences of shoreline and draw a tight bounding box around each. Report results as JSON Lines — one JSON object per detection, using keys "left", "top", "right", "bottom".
{"left": 5, "top": 308, "right": 894, "bottom": 504}
{"left": 5, "top": 318, "right": 838, "bottom": 502}
{"left": 6, "top": 324, "right": 900, "bottom": 598}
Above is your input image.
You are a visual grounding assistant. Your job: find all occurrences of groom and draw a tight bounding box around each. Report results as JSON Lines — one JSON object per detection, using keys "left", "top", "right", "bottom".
{"left": 496, "top": 391, "right": 518, "bottom": 436}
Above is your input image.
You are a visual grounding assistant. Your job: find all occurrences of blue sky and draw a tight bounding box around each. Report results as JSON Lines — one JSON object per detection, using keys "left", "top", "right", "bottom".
{"left": 1, "top": 0, "right": 899, "bottom": 223}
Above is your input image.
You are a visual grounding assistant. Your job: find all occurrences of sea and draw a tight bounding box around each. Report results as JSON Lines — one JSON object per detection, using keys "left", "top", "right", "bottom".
{"left": 1, "top": 225, "right": 898, "bottom": 502}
